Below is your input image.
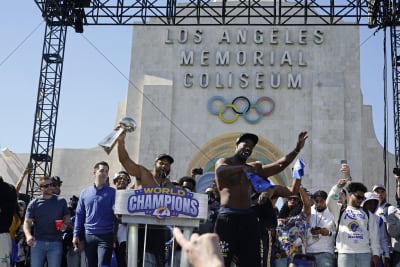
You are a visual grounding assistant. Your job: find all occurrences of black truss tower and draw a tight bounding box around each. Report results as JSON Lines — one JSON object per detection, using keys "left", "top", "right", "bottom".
{"left": 28, "top": 0, "right": 396, "bottom": 197}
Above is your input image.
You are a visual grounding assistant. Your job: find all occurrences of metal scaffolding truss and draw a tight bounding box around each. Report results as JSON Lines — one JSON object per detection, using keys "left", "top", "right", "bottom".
{"left": 392, "top": 25, "right": 400, "bottom": 169}
{"left": 27, "top": 0, "right": 397, "bottom": 197}
{"left": 27, "top": 17, "right": 68, "bottom": 197}
{"left": 34, "top": 0, "right": 374, "bottom": 26}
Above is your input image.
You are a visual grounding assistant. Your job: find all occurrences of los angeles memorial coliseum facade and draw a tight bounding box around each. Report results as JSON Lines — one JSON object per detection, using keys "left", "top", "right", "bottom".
{"left": 1, "top": 2, "right": 395, "bottom": 201}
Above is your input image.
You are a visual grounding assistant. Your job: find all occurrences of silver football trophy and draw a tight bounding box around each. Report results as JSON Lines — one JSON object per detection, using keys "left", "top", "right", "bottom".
{"left": 99, "top": 117, "right": 137, "bottom": 154}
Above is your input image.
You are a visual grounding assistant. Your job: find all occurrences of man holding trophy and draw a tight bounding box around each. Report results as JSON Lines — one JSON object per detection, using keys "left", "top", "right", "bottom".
{"left": 115, "top": 129, "right": 174, "bottom": 189}
{"left": 110, "top": 118, "right": 173, "bottom": 266}
{"left": 99, "top": 116, "right": 174, "bottom": 189}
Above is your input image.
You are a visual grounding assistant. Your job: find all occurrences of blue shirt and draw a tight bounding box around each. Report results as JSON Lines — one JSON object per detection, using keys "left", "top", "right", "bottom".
{"left": 74, "top": 184, "right": 116, "bottom": 236}
{"left": 26, "top": 195, "right": 69, "bottom": 242}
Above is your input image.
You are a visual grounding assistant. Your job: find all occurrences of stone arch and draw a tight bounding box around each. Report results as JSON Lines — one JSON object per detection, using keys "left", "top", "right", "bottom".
{"left": 187, "top": 132, "right": 292, "bottom": 186}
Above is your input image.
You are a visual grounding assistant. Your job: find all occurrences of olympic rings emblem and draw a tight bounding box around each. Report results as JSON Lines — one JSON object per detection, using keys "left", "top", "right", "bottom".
{"left": 207, "top": 95, "right": 275, "bottom": 124}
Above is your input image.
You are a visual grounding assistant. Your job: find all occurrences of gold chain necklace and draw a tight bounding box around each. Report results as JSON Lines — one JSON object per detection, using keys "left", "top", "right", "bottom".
{"left": 152, "top": 175, "right": 164, "bottom": 187}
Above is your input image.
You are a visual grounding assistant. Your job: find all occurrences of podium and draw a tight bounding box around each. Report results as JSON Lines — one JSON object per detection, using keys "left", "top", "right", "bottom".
{"left": 115, "top": 187, "right": 208, "bottom": 267}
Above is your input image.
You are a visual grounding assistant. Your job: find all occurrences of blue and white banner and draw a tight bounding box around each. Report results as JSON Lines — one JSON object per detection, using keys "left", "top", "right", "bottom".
{"left": 292, "top": 158, "right": 305, "bottom": 179}
{"left": 126, "top": 187, "right": 199, "bottom": 219}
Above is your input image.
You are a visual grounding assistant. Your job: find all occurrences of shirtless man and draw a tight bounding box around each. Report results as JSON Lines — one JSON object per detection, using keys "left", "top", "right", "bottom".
{"left": 117, "top": 130, "right": 174, "bottom": 188}
{"left": 214, "top": 131, "right": 308, "bottom": 267}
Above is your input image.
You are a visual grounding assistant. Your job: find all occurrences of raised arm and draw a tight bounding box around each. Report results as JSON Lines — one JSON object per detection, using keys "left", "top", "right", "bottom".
{"left": 117, "top": 130, "right": 145, "bottom": 184}
{"left": 326, "top": 179, "right": 347, "bottom": 221}
{"left": 299, "top": 187, "right": 311, "bottom": 220}
{"left": 257, "top": 131, "right": 308, "bottom": 177}
{"left": 15, "top": 164, "right": 33, "bottom": 195}
{"left": 270, "top": 176, "right": 302, "bottom": 199}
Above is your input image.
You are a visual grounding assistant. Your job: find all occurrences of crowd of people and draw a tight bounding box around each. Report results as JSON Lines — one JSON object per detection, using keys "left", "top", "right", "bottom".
{"left": 2, "top": 130, "right": 400, "bottom": 267}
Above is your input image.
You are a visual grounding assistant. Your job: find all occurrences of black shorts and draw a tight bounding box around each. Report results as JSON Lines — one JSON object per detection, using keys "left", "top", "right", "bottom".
{"left": 214, "top": 209, "right": 261, "bottom": 267}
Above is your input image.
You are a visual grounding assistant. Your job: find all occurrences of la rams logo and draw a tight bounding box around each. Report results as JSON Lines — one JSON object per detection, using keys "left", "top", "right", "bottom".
{"left": 348, "top": 221, "right": 359, "bottom": 232}
{"left": 288, "top": 227, "right": 300, "bottom": 241}
{"left": 152, "top": 206, "right": 171, "bottom": 219}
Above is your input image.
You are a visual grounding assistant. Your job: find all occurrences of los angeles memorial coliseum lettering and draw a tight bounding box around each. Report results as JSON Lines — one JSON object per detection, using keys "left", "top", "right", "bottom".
{"left": 164, "top": 28, "right": 324, "bottom": 90}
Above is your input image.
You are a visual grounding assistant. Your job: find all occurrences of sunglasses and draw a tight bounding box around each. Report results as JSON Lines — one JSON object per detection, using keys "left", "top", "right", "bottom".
{"left": 352, "top": 193, "right": 366, "bottom": 201}
{"left": 40, "top": 183, "right": 54, "bottom": 188}
{"left": 288, "top": 197, "right": 300, "bottom": 201}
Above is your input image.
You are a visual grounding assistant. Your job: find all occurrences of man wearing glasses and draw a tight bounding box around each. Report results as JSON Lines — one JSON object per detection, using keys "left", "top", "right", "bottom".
{"left": 327, "top": 178, "right": 380, "bottom": 267}
{"left": 23, "top": 176, "right": 70, "bottom": 267}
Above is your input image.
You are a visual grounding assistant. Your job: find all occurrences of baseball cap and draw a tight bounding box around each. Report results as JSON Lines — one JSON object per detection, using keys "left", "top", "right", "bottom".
{"left": 155, "top": 154, "right": 174, "bottom": 164}
{"left": 235, "top": 133, "right": 258, "bottom": 146}
{"left": 112, "top": 171, "right": 131, "bottom": 184}
{"left": 372, "top": 184, "right": 386, "bottom": 192}
{"left": 362, "top": 191, "right": 379, "bottom": 207}
{"left": 51, "top": 176, "right": 63, "bottom": 185}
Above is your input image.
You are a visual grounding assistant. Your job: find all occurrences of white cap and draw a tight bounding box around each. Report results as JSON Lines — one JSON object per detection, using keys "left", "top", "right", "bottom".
{"left": 361, "top": 192, "right": 379, "bottom": 208}
{"left": 372, "top": 184, "right": 386, "bottom": 192}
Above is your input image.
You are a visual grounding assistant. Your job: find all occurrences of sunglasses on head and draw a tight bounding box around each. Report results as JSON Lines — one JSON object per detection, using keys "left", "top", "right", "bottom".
{"left": 40, "top": 183, "right": 54, "bottom": 188}
{"left": 352, "top": 193, "right": 366, "bottom": 201}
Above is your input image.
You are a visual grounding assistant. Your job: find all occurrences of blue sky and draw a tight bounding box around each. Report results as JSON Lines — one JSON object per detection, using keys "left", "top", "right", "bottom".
{"left": 0, "top": 2, "right": 394, "bottom": 155}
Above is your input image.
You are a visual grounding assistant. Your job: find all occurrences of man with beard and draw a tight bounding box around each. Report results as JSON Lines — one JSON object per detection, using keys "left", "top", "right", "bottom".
{"left": 117, "top": 132, "right": 174, "bottom": 266}
{"left": 24, "top": 176, "right": 70, "bottom": 267}
{"left": 117, "top": 130, "right": 173, "bottom": 189}
{"left": 214, "top": 132, "right": 308, "bottom": 267}
{"left": 306, "top": 190, "right": 336, "bottom": 267}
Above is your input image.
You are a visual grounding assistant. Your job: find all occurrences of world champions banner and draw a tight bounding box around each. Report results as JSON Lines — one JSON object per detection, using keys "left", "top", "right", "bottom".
{"left": 115, "top": 187, "right": 208, "bottom": 226}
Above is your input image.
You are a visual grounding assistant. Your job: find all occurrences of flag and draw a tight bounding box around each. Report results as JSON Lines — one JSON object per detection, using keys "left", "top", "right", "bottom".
{"left": 246, "top": 172, "right": 274, "bottom": 193}
{"left": 292, "top": 158, "right": 305, "bottom": 179}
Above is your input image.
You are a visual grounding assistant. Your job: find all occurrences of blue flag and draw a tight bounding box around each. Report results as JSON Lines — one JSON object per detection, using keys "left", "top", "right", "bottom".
{"left": 292, "top": 158, "right": 305, "bottom": 179}
{"left": 246, "top": 172, "right": 274, "bottom": 193}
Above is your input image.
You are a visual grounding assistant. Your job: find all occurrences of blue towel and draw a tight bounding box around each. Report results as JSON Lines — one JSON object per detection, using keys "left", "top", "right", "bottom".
{"left": 292, "top": 158, "right": 305, "bottom": 179}
{"left": 246, "top": 172, "right": 274, "bottom": 193}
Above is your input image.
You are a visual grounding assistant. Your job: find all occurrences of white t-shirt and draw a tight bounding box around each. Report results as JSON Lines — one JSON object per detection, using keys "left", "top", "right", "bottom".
{"left": 306, "top": 206, "right": 336, "bottom": 254}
